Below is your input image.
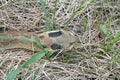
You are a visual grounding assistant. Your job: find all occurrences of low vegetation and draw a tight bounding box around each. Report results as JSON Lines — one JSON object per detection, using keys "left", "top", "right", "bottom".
{"left": 0, "top": 0, "right": 120, "bottom": 80}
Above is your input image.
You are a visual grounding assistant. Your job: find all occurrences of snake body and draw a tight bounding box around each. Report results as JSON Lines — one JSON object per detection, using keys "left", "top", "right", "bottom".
{"left": 0, "top": 29, "right": 78, "bottom": 52}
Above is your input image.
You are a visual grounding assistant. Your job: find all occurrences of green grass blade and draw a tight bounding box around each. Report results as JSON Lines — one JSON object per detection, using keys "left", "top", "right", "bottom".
{"left": 99, "top": 25, "right": 109, "bottom": 41}
{"left": 6, "top": 65, "right": 23, "bottom": 80}
{"left": 64, "top": 0, "right": 95, "bottom": 29}
{"left": 45, "top": 21, "right": 51, "bottom": 31}
{"left": 23, "top": 51, "right": 46, "bottom": 67}
{"left": 39, "top": 0, "right": 51, "bottom": 31}
{"left": 51, "top": 0, "right": 58, "bottom": 30}
{"left": 6, "top": 51, "right": 46, "bottom": 80}
{"left": 110, "top": 47, "right": 120, "bottom": 53}
{"left": 64, "top": 0, "right": 86, "bottom": 29}
{"left": 19, "top": 36, "right": 44, "bottom": 50}
{"left": 98, "top": 25, "right": 111, "bottom": 51}
{"left": 5, "top": 36, "right": 51, "bottom": 80}
{"left": 111, "top": 31, "right": 120, "bottom": 45}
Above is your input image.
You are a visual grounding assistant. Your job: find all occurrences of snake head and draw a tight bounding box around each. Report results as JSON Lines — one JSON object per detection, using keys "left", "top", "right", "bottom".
{"left": 37, "top": 30, "right": 79, "bottom": 52}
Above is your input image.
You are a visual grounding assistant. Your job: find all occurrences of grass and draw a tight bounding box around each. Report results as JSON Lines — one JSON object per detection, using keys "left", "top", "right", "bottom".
{"left": 99, "top": 25, "right": 120, "bottom": 52}
{"left": 0, "top": 35, "right": 51, "bottom": 80}
{"left": 0, "top": 0, "right": 120, "bottom": 80}
{"left": 39, "top": 0, "right": 52, "bottom": 31}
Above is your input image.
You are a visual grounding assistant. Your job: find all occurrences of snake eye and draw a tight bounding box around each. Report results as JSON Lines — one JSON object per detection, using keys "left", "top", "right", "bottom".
{"left": 51, "top": 43, "right": 63, "bottom": 50}
{"left": 48, "top": 31, "right": 62, "bottom": 37}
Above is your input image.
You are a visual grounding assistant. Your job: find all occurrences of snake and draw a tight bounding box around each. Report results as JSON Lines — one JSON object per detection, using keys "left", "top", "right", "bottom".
{"left": 0, "top": 28, "right": 79, "bottom": 52}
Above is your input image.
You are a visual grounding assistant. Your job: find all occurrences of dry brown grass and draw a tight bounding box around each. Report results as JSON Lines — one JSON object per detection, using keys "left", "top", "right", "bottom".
{"left": 0, "top": 0, "right": 120, "bottom": 80}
